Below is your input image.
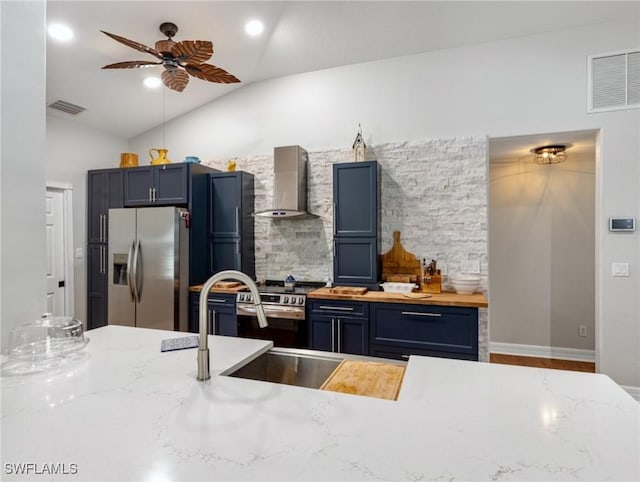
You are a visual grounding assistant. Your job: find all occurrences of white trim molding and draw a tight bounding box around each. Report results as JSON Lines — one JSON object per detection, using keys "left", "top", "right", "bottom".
{"left": 490, "top": 342, "right": 595, "bottom": 362}
{"left": 46, "top": 182, "right": 75, "bottom": 318}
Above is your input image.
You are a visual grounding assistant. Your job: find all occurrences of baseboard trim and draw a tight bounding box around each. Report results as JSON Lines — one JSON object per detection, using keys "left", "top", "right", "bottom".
{"left": 490, "top": 342, "right": 595, "bottom": 363}
{"left": 620, "top": 385, "right": 640, "bottom": 402}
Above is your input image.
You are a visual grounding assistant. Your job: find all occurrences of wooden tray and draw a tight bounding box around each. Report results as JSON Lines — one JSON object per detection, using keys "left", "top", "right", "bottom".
{"left": 213, "top": 281, "right": 241, "bottom": 288}
{"left": 329, "top": 286, "right": 368, "bottom": 295}
{"left": 320, "top": 359, "right": 405, "bottom": 400}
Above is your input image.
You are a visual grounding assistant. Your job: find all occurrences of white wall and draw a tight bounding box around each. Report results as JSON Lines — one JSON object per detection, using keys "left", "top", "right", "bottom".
{"left": 0, "top": 1, "right": 47, "bottom": 352}
{"left": 131, "top": 18, "right": 640, "bottom": 387}
{"left": 489, "top": 150, "right": 596, "bottom": 351}
{"left": 46, "top": 115, "right": 128, "bottom": 323}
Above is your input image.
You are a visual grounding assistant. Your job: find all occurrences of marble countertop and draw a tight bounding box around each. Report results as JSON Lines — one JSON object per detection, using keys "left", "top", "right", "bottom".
{"left": 1, "top": 326, "right": 637, "bottom": 481}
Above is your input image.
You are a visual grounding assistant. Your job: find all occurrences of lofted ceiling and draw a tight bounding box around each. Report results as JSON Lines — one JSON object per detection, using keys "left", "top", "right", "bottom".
{"left": 46, "top": 1, "right": 634, "bottom": 139}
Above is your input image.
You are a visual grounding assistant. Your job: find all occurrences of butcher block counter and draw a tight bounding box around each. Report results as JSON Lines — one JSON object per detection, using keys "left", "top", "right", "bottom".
{"left": 308, "top": 287, "right": 488, "bottom": 308}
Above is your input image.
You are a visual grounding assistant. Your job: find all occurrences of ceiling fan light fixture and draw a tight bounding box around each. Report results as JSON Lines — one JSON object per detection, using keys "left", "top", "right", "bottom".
{"left": 245, "top": 19, "right": 264, "bottom": 37}
{"left": 532, "top": 145, "right": 567, "bottom": 165}
{"left": 48, "top": 23, "right": 74, "bottom": 42}
{"left": 143, "top": 76, "right": 162, "bottom": 89}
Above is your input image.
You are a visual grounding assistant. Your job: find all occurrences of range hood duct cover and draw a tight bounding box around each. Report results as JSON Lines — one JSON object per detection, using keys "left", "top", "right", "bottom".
{"left": 254, "top": 146, "right": 317, "bottom": 219}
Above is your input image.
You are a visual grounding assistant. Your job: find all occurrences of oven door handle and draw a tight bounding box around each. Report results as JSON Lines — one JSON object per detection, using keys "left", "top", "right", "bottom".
{"left": 237, "top": 304, "right": 305, "bottom": 320}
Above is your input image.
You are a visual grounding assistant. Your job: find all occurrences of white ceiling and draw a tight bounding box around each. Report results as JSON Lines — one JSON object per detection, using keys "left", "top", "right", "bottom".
{"left": 46, "top": 1, "right": 633, "bottom": 139}
{"left": 489, "top": 130, "right": 598, "bottom": 164}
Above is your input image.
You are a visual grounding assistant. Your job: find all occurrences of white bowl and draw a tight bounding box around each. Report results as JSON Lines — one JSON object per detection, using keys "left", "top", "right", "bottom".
{"left": 380, "top": 282, "right": 417, "bottom": 293}
{"left": 450, "top": 275, "right": 480, "bottom": 294}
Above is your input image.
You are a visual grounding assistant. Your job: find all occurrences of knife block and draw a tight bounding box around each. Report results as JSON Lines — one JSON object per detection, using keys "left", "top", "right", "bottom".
{"left": 421, "top": 272, "right": 442, "bottom": 294}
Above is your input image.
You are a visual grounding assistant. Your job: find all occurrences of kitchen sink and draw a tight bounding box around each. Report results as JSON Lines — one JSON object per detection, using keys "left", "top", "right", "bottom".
{"left": 223, "top": 347, "right": 406, "bottom": 390}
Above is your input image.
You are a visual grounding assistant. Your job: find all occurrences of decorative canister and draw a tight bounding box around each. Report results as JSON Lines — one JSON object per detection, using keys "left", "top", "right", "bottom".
{"left": 120, "top": 152, "right": 139, "bottom": 168}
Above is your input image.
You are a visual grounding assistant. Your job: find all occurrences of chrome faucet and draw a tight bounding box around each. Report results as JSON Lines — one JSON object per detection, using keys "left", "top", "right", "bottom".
{"left": 197, "top": 270, "right": 268, "bottom": 381}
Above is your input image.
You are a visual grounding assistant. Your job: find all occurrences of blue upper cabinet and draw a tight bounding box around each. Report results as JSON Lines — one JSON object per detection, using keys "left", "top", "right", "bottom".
{"left": 208, "top": 173, "right": 242, "bottom": 237}
{"left": 208, "top": 171, "right": 255, "bottom": 279}
{"left": 124, "top": 164, "right": 189, "bottom": 206}
{"left": 333, "top": 161, "right": 380, "bottom": 288}
{"left": 333, "top": 161, "right": 378, "bottom": 237}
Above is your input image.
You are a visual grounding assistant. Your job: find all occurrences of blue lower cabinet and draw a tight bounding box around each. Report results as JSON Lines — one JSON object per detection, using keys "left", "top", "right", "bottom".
{"left": 189, "top": 292, "right": 237, "bottom": 336}
{"left": 370, "top": 302, "right": 478, "bottom": 360}
{"left": 308, "top": 314, "right": 368, "bottom": 356}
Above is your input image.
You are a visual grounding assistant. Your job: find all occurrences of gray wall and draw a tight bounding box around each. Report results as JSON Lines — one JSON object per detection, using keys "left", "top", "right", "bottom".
{"left": 0, "top": 1, "right": 47, "bottom": 351}
{"left": 489, "top": 150, "right": 596, "bottom": 351}
{"left": 45, "top": 116, "right": 129, "bottom": 324}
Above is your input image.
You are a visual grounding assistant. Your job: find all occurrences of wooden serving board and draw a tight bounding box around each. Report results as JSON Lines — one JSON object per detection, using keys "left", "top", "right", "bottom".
{"left": 329, "top": 286, "right": 368, "bottom": 295}
{"left": 213, "top": 281, "right": 241, "bottom": 288}
{"left": 320, "top": 360, "right": 406, "bottom": 401}
{"left": 381, "top": 231, "right": 421, "bottom": 282}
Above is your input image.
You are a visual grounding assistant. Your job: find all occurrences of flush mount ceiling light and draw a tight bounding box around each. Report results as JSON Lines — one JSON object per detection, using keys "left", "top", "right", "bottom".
{"left": 532, "top": 145, "right": 567, "bottom": 165}
{"left": 48, "top": 23, "right": 74, "bottom": 42}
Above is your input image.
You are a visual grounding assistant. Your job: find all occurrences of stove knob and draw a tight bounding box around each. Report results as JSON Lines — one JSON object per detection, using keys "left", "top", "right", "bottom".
{"left": 298, "top": 297, "right": 304, "bottom": 305}
{"left": 283, "top": 296, "right": 289, "bottom": 304}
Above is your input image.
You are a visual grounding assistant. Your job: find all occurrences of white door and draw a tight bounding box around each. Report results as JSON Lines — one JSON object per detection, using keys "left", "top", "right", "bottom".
{"left": 45, "top": 188, "right": 65, "bottom": 314}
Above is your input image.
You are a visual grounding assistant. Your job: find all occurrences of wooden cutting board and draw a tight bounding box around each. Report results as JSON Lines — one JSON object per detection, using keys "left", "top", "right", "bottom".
{"left": 213, "top": 281, "right": 241, "bottom": 288}
{"left": 381, "top": 231, "right": 421, "bottom": 282}
{"left": 329, "top": 286, "right": 368, "bottom": 295}
{"left": 320, "top": 360, "right": 405, "bottom": 400}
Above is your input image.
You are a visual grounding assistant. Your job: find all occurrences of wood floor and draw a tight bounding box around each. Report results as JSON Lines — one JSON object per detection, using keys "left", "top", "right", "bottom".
{"left": 490, "top": 353, "right": 596, "bottom": 373}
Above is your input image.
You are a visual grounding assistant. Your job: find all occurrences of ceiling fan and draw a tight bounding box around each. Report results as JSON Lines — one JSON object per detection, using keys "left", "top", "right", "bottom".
{"left": 101, "top": 22, "right": 240, "bottom": 92}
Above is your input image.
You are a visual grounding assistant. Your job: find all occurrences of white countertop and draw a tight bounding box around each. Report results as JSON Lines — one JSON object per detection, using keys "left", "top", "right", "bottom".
{"left": 1, "top": 325, "right": 638, "bottom": 481}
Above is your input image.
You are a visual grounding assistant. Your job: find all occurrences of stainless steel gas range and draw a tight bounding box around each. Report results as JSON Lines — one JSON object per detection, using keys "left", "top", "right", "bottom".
{"left": 236, "top": 280, "right": 325, "bottom": 348}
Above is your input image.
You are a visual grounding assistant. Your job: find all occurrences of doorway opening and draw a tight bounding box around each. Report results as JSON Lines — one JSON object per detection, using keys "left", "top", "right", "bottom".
{"left": 488, "top": 130, "right": 598, "bottom": 364}
{"left": 45, "top": 183, "right": 74, "bottom": 316}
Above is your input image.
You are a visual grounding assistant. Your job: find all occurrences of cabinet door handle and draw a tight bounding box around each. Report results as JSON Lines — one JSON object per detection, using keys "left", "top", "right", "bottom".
{"left": 99, "top": 245, "right": 104, "bottom": 274}
{"left": 319, "top": 305, "right": 354, "bottom": 312}
{"left": 152, "top": 187, "right": 157, "bottom": 202}
{"left": 148, "top": 187, "right": 153, "bottom": 202}
{"left": 99, "top": 214, "right": 103, "bottom": 242}
{"left": 337, "top": 318, "right": 341, "bottom": 354}
{"left": 209, "top": 299, "right": 227, "bottom": 304}
{"left": 333, "top": 202, "right": 337, "bottom": 236}
{"left": 401, "top": 311, "right": 442, "bottom": 317}
{"left": 331, "top": 318, "right": 336, "bottom": 352}
{"left": 103, "top": 215, "right": 108, "bottom": 242}
{"left": 235, "top": 206, "right": 240, "bottom": 236}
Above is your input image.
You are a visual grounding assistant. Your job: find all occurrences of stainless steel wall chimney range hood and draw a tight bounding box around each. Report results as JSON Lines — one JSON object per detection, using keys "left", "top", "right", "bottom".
{"left": 254, "top": 145, "right": 317, "bottom": 219}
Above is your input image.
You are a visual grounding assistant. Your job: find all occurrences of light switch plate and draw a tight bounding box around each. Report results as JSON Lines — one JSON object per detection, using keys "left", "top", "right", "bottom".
{"left": 461, "top": 260, "right": 480, "bottom": 274}
{"left": 611, "top": 262, "right": 629, "bottom": 277}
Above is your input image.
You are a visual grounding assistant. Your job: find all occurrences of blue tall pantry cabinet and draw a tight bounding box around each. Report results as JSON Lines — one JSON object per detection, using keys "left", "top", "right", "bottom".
{"left": 332, "top": 160, "right": 380, "bottom": 288}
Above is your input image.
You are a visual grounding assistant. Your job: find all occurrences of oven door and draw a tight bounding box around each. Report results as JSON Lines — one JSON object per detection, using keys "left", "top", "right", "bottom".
{"left": 237, "top": 303, "right": 308, "bottom": 348}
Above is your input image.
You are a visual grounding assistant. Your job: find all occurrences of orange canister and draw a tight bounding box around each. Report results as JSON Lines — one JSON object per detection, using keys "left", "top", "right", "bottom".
{"left": 120, "top": 152, "right": 139, "bottom": 168}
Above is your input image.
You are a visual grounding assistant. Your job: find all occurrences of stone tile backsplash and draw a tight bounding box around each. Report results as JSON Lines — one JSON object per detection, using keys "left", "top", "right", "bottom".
{"left": 204, "top": 135, "right": 489, "bottom": 360}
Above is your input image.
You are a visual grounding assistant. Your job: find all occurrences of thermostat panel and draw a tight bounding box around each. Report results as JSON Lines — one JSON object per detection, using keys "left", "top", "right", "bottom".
{"left": 609, "top": 218, "right": 635, "bottom": 232}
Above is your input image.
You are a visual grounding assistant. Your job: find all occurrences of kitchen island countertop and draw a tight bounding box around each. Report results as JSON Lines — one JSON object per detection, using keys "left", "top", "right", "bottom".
{"left": 1, "top": 325, "right": 637, "bottom": 481}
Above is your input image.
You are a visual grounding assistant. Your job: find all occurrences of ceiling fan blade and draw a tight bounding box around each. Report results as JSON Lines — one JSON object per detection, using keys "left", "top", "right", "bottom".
{"left": 184, "top": 63, "right": 240, "bottom": 84}
{"left": 172, "top": 40, "right": 213, "bottom": 65}
{"left": 162, "top": 68, "right": 189, "bottom": 92}
{"left": 101, "top": 30, "right": 162, "bottom": 59}
{"left": 102, "top": 61, "right": 162, "bottom": 69}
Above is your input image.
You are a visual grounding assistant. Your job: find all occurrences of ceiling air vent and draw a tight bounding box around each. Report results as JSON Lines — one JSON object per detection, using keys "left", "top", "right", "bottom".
{"left": 48, "top": 100, "right": 86, "bottom": 115}
{"left": 588, "top": 49, "right": 640, "bottom": 113}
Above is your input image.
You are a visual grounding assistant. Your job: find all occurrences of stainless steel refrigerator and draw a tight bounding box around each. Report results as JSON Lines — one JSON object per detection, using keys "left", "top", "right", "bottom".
{"left": 108, "top": 207, "right": 189, "bottom": 331}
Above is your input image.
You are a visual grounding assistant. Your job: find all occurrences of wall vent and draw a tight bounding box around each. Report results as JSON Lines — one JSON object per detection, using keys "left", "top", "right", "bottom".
{"left": 48, "top": 100, "right": 86, "bottom": 115}
{"left": 588, "top": 49, "right": 640, "bottom": 113}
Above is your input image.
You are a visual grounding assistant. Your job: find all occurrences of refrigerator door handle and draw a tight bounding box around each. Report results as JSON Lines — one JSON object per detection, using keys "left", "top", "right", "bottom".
{"left": 134, "top": 240, "right": 142, "bottom": 301}
{"left": 127, "top": 241, "right": 135, "bottom": 302}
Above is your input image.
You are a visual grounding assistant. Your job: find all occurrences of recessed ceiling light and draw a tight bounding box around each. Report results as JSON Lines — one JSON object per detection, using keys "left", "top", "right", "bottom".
{"left": 244, "top": 19, "right": 264, "bottom": 37}
{"left": 143, "top": 77, "right": 162, "bottom": 89}
{"left": 48, "top": 23, "right": 74, "bottom": 42}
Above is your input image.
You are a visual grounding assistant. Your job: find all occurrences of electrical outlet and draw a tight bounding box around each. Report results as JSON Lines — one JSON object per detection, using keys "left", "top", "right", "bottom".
{"left": 579, "top": 325, "right": 587, "bottom": 337}
{"left": 461, "top": 260, "right": 480, "bottom": 274}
